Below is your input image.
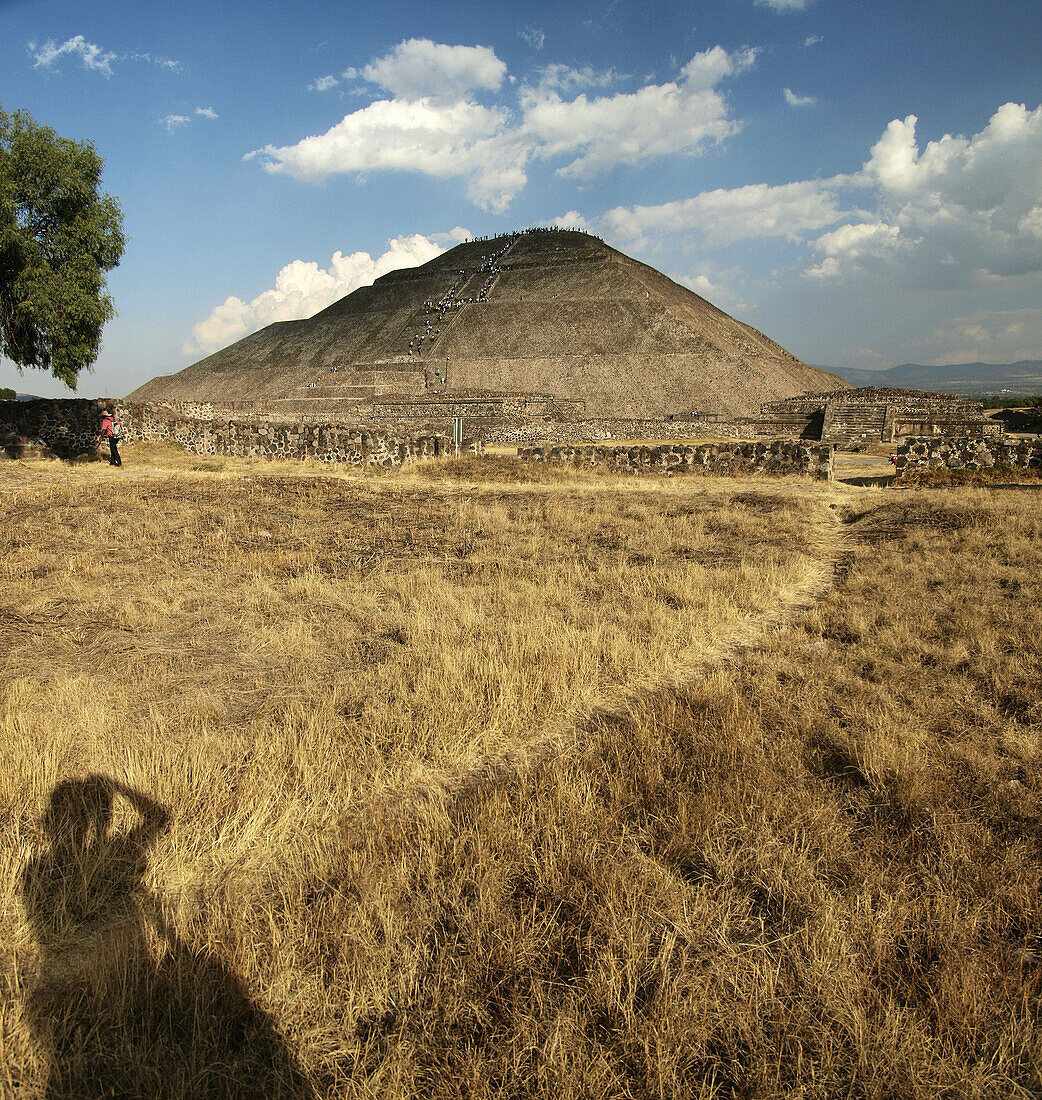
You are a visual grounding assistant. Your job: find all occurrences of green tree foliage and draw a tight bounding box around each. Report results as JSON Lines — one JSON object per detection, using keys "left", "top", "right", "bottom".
{"left": 0, "top": 107, "right": 124, "bottom": 389}
{"left": 0, "top": 386, "right": 15, "bottom": 399}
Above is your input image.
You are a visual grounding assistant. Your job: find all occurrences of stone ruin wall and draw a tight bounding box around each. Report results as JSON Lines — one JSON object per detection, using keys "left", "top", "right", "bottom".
{"left": 0, "top": 398, "right": 112, "bottom": 460}
{"left": 0, "top": 396, "right": 829, "bottom": 466}
{"left": 893, "top": 436, "right": 1042, "bottom": 477}
{"left": 517, "top": 440, "right": 833, "bottom": 481}
{"left": 1, "top": 398, "right": 832, "bottom": 479}
{"left": 0, "top": 398, "right": 471, "bottom": 467}
{"left": 365, "top": 395, "right": 586, "bottom": 422}
{"left": 488, "top": 417, "right": 709, "bottom": 445}
{"left": 887, "top": 412, "right": 1002, "bottom": 441}
{"left": 117, "top": 404, "right": 463, "bottom": 466}
{"left": 124, "top": 398, "right": 715, "bottom": 448}
{"left": 486, "top": 414, "right": 844, "bottom": 446}
{"left": 876, "top": 393, "right": 993, "bottom": 444}
{"left": 840, "top": 389, "right": 978, "bottom": 412}
{"left": 117, "top": 396, "right": 822, "bottom": 448}
{"left": 761, "top": 389, "right": 994, "bottom": 445}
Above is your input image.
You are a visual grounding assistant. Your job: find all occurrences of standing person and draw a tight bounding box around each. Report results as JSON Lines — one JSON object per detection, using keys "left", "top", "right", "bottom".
{"left": 100, "top": 409, "right": 122, "bottom": 466}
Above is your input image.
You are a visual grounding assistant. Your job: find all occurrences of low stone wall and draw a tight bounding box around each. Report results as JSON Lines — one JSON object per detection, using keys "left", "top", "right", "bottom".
{"left": 0, "top": 398, "right": 472, "bottom": 467}
{"left": 0, "top": 398, "right": 109, "bottom": 460}
{"left": 488, "top": 417, "right": 711, "bottom": 445}
{"left": 128, "top": 398, "right": 367, "bottom": 424}
{"left": 893, "top": 436, "right": 1042, "bottom": 477}
{"left": 517, "top": 439, "right": 833, "bottom": 480}
{"left": 115, "top": 402, "right": 469, "bottom": 466}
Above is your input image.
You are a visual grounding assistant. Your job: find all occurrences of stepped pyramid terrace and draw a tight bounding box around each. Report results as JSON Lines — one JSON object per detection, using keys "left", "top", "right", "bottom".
{"left": 757, "top": 388, "right": 993, "bottom": 445}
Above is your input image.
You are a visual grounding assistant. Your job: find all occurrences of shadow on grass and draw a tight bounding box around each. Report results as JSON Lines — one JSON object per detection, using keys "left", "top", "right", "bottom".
{"left": 21, "top": 776, "right": 315, "bottom": 1099}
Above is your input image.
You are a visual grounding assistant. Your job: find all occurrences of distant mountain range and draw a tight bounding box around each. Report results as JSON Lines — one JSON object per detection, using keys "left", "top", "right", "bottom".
{"left": 821, "top": 361, "right": 1042, "bottom": 394}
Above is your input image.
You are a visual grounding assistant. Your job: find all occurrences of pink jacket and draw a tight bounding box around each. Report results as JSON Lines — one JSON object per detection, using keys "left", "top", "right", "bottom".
{"left": 101, "top": 416, "right": 114, "bottom": 438}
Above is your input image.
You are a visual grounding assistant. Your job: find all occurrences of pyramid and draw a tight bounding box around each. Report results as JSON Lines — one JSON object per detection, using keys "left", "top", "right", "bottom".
{"left": 130, "top": 230, "right": 845, "bottom": 418}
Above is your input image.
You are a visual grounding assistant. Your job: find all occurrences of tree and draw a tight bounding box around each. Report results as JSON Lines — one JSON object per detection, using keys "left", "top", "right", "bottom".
{"left": 0, "top": 386, "right": 15, "bottom": 399}
{"left": 0, "top": 107, "right": 124, "bottom": 389}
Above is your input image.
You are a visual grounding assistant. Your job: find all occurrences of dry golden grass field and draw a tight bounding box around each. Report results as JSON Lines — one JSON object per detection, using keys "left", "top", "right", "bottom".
{"left": 1, "top": 444, "right": 1039, "bottom": 1098}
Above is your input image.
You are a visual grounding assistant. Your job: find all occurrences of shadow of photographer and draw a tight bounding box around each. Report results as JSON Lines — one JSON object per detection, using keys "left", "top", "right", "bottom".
{"left": 21, "top": 775, "right": 315, "bottom": 1098}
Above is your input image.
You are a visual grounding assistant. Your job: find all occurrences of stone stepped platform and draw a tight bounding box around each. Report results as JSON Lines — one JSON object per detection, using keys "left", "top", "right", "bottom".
{"left": 823, "top": 402, "right": 888, "bottom": 443}
{"left": 761, "top": 393, "right": 841, "bottom": 416}
{"left": 299, "top": 384, "right": 374, "bottom": 400}
{"left": 372, "top": 369, "right": 427, "bottom": 399}
{"left": 365, "top": 393, "right": 583, "bottom": 422}
{"left": 752, "top": 410, "right": 825, "bottom": 439}
{"left": 764, "top": 388, "right": 992, "bottom": 444}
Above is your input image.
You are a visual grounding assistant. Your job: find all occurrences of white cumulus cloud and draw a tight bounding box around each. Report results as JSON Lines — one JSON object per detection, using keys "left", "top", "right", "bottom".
{"left": 757, "top": 0, "right": 812, "bottom": 10}
{"left": 248, "top": 97, "right": 525, "bottom": 212}
{"left": 848, "top": 101, "right": 1042, "bottom": 282}
{"left": 30, "top": 35, "right": 118, "bottom": 76}
{"left": 308, "top": 74, "right": 339, "bottom": 92}
{"left": 533, "top": 64, "right": 622, "bottom": 94}
{"left": 429, "top": 226, "right": 474, "bottom": 246}
{"left": 805, "top": 222, "right": 903, "bottom": 278}
{"left": 601, "top": 100, "right": 1042, "bottom": 292}
{"left": 783, "top": 87, "right": 816, "bottom": 107}
{"left": 549, "top": 211, "right": 591, "bottom": 230}
{"left": 865, "top": 102, "right": 1042, "bottom": 209}
{"left": 195, "top": 106, "right": 218, "bottom": 119}
{"left": 519, "top": 27, "right": 546, "bottom": 50}
{"left": 521, "top": 46, "right": 757, "bottom": 180}
{"left": 603, "top": 179, "right": 846, "bottom": 247}
{"left": 812, "top": 221, "right": 902, "bottom": 257}
{"left": 185, "top": 234, "right": 448, "bottom": 356}
{"left": 248, "top": 40, "right": 756, "bottom": 212}
{"left": 361, "top": 38, "right": 507, "bottom": 102}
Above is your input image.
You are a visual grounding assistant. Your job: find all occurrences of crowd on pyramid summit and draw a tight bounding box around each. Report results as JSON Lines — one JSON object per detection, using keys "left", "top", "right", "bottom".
{"left": 466, "top": 225, "right": 593, "bottom": 242}
{"left": 478, "top": 226, "right": 597, "bottom": 241}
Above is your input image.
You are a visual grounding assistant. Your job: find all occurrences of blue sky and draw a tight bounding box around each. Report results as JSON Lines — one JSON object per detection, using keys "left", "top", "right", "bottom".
{"left": 2, "top": 0, "right": 1041, "bottom": 397}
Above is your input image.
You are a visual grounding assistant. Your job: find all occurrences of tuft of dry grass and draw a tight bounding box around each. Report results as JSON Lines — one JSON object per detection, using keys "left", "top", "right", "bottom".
{"left": 1, "top": 446, "right": 1039, "bottom": 1097}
